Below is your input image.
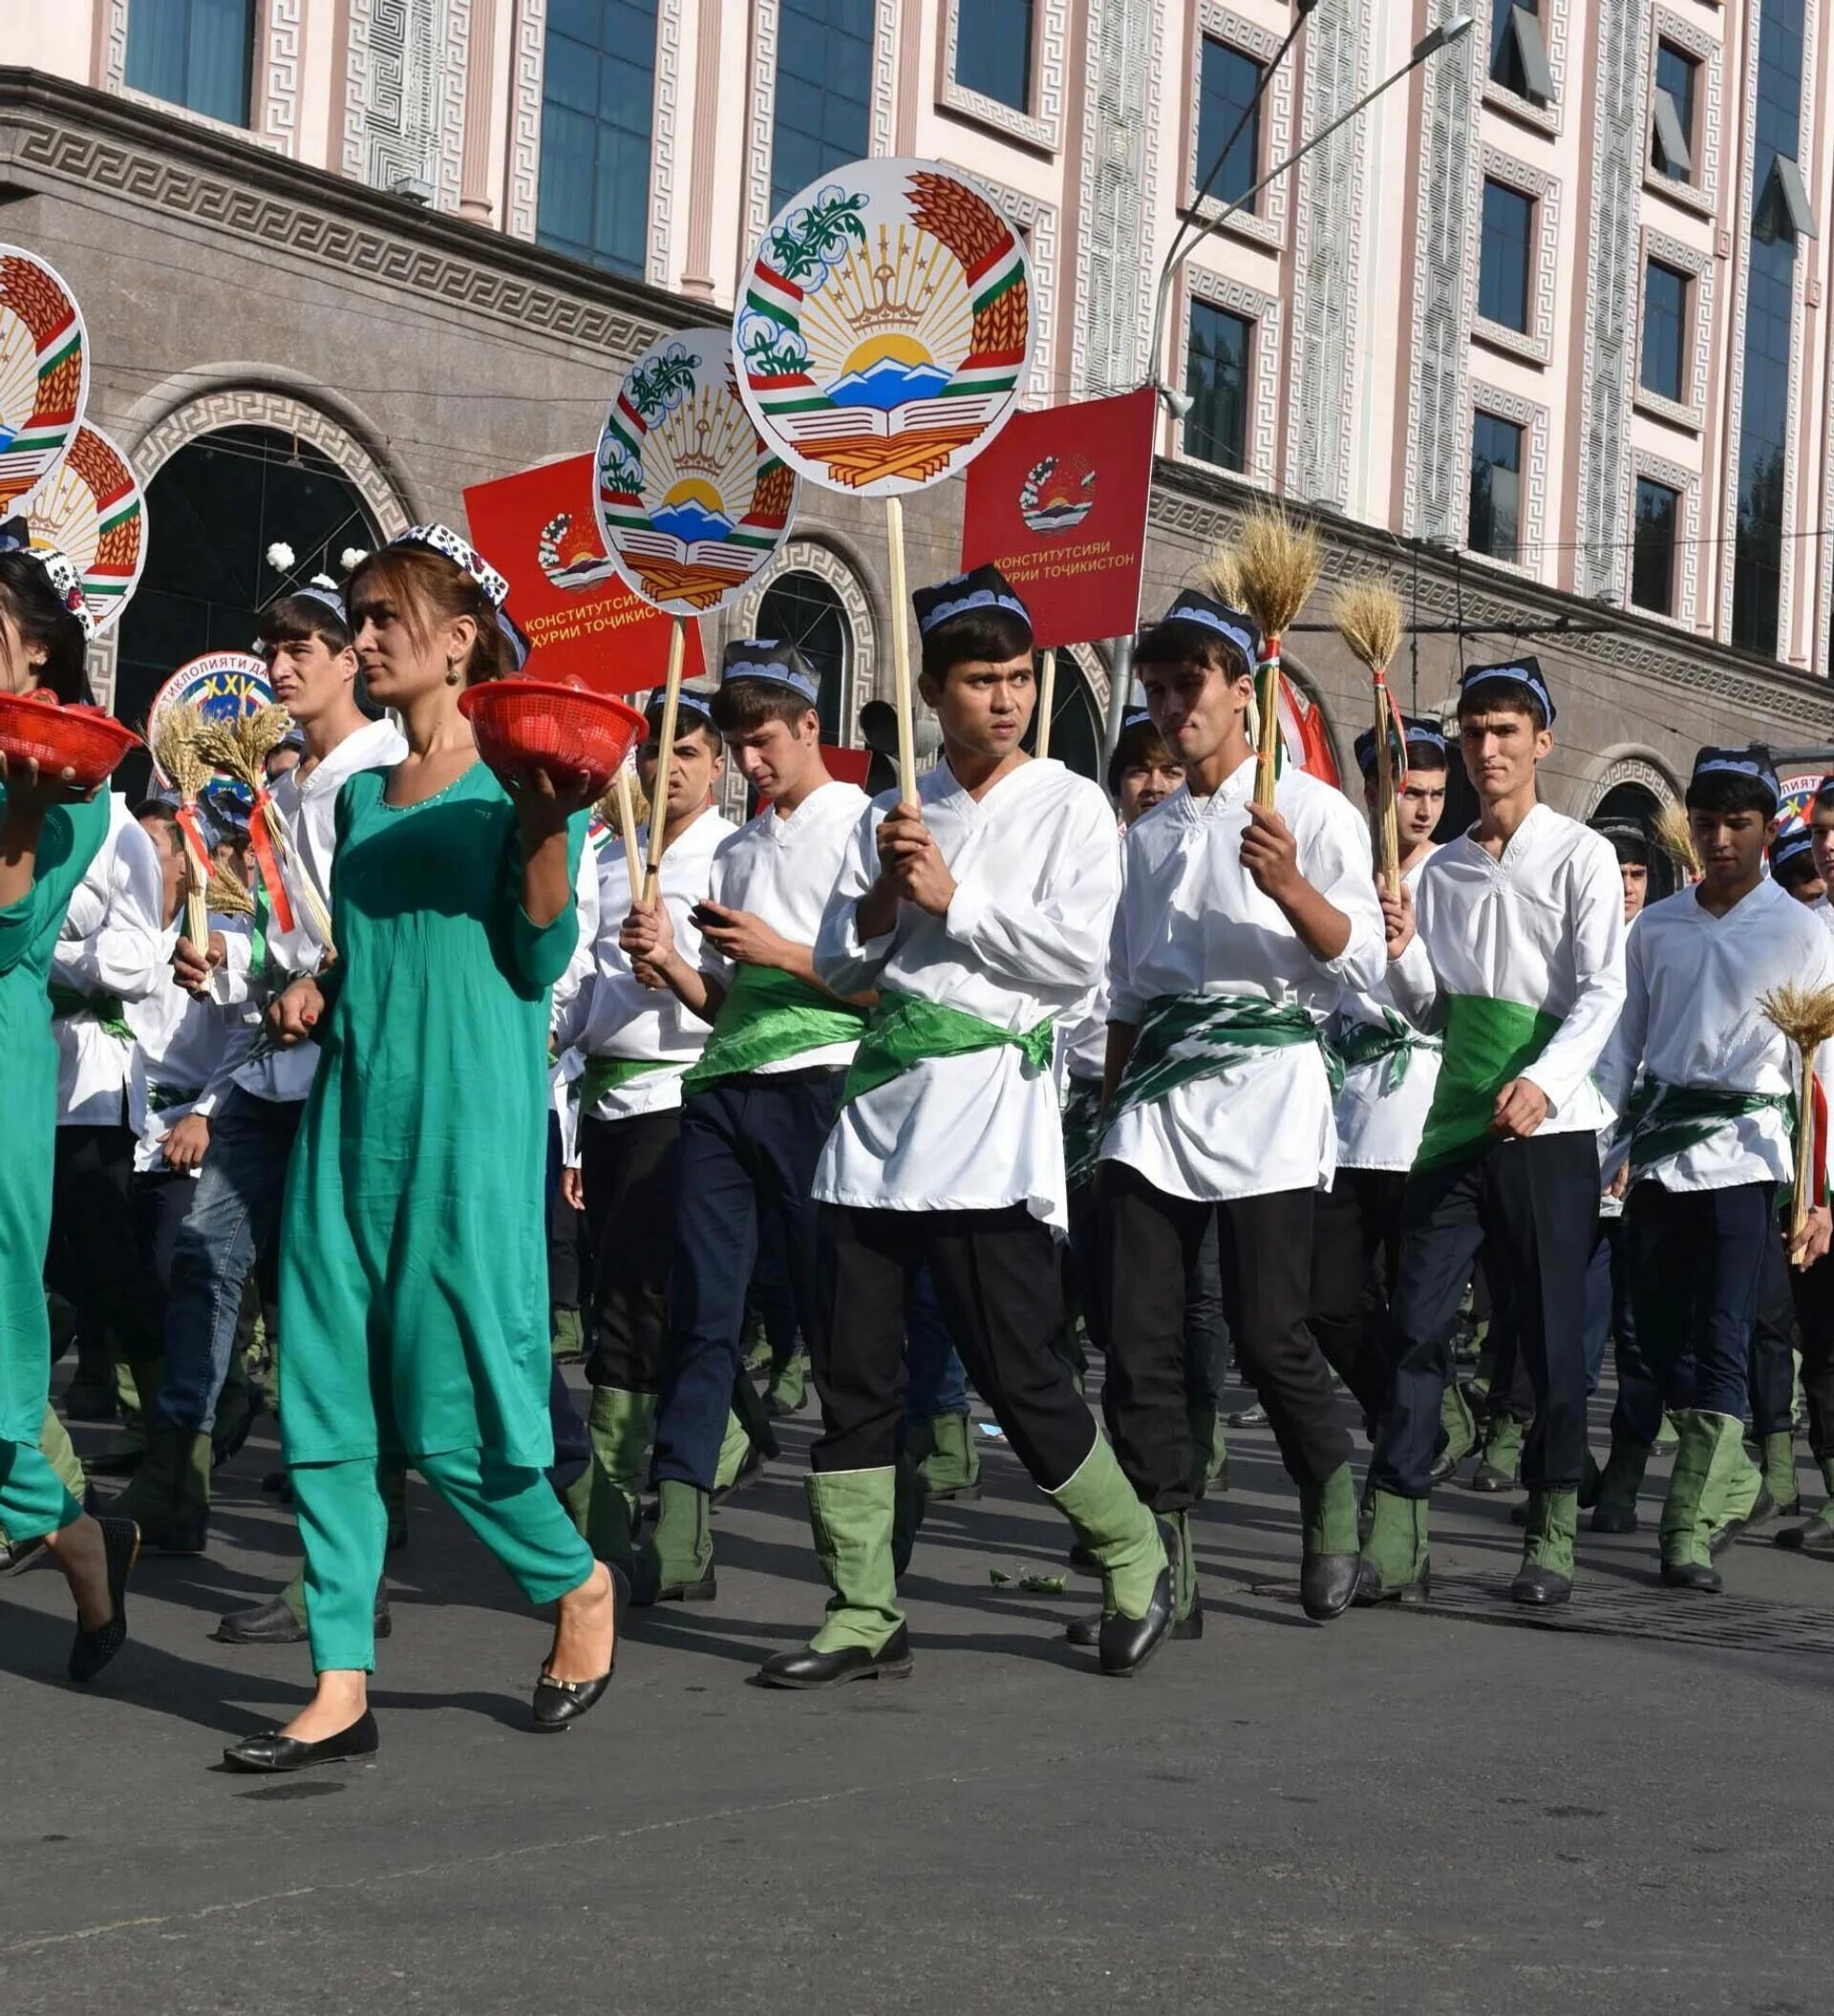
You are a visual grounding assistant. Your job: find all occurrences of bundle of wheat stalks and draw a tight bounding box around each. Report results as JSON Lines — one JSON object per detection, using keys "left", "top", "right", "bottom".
{"left": 1759, "top": 980, "right": 1834, "bottom": 1253}
{"left": 1232, "top": 507, "right": 1322, "bottom": 810}
{"left": 204, "top": 861, "right": 255, "bottom": 918}
{"left": 1333, "top": 578, "right": 1406, "bottom": 897}
{"left": 194, "top": 702, "right": 335, "bottom": 953}
{"left": 150, "top": 702, "right": 214, "bottom": 949}
{"left": 1653, "top": 800, "right": 1701, "bottom": 882}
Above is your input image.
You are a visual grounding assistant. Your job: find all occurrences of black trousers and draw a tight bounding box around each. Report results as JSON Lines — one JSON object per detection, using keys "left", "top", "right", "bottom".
{"left": 1102, "top": 1162, "right": 1351, "bottom": 1514}
{"left": 578, "top": 1108, "right": 681, "bottom": 1392}
{"left": 1626, "top": 1181, "right": 1774, "bottom": 1423}
{"left": 813, "top": 1203, "right": 1097, "bottom": 1490}
{"left": 546, "top": 1113, "right": 588, "bottom": 1319}
{"left": 1790, "top": 1246, "right": 1834, "bottom": 1461}
{"left": 1370, "top": 1132, "right": 1597, "bottom": 1498}
{"left": 47, "top": 1123, "right": 159, "bottom": 1370}
{"left": 1749, "top": 1226, "right": 1801, "bottom": 1439}
{"left": 1309, "top": 1167, "right": 1407, "bottom": 1425}
{"left": 1070, "top": 1178, "right": 1231, "bottom": 1405}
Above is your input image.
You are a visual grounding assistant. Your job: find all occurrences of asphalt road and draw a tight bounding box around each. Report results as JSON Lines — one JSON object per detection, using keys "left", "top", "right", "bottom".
{"left": 3, "top": 1371, "right": 1832, "bottom": 2015}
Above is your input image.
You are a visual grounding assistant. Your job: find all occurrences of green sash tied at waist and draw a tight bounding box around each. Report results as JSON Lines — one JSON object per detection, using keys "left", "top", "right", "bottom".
{"left": 1614, "top": 1076, "right": 1794, "bottom": 1179}
{"left": 681, "top": 965, "right": 866, "bottom": 1094}
{"left": 1061, "top": 1069, "right": 1105, "bottom": 1189}
{"left": 575, "top": 1052, "right": 680, "bottom": 1110}
{"left": 1332, "top": 1008, "right": 1440, "bottom": 1093}
{"left": 1415, "top": 995, "right": 1563, "bottom": 1172}
{"left": 842, "top": 989, "right": 1055, "bottom": 1107}
{"left": 1109, "top": 990, "right": 1342, "bottom": 1128}
{"left": 48, "top": 984, "right": 132, "bottom": 1042}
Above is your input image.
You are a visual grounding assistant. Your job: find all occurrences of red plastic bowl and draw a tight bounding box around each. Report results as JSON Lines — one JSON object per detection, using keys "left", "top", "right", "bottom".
{"left": 0, "top": 691, "right": 142, "bottom": 791}
{"left": 459, "top": 678, "right": 650, "bottom": 798}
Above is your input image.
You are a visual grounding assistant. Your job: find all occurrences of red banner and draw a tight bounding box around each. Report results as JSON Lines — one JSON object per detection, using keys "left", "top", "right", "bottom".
{"left": 821, "top": 745, "right": 872, "bottom": 789}
{"left": 463, "top": 455, "right": 705, "bottom": 695}
{"left": 959, "top": 388, "right": 1156, "bottom": 650}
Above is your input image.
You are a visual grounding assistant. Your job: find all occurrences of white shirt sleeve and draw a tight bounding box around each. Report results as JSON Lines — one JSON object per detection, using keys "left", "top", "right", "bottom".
{"left": 1590, "top": 914, "right": 1647, "bottom": 1127}
{"left": 942, "top": 790, "right": 1119, "bottom": 992}
{"left": 52, "top": 819, "right": 167, "bottom": 1005}
{"left": 814, "top": 802, "right": 895, "bottom": 998}
{"left": 1106, "top": 838, "right": 1143, "bottom": 1027}
{"left": 1518, "top": 841, "right": 1629, "bottom": 1119}
{"left": 1305, "top": 796, "right": 1387, "bottom": 993}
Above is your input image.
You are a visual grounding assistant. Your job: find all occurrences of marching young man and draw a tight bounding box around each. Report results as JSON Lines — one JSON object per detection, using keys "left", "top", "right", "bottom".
{"left": 754, "top": 564, "right": 1168, "bottom": 1688}
{"left": 1097, "top": 589, "right": 1387, "bottom": 1633}
{"left": 557, "top": 689, "right": 735, "bottom": 1574}
{"left": 1359, "top": 658, "right": 1626, "bottom": 1607}
{"left": 1312, "top": 716, "right": 1449, "bottom": 1446}
{"left": 621, "top": 640, "right": 868, "bottom": 1605}
{"left": 1593, "top": 749, "right": 1833, "bottom": 1590}
{"left": 154, "top": 589, "right": 404, "bottom": 1594}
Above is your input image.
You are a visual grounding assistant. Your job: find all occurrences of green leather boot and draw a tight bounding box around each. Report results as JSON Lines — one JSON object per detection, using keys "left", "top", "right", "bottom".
{"left": 632, "top": 1479, "right": 715, "bottom": 1604}
{"left": 1355, "top": 1488, "right": 1429, "bottom": 1603}
{"left": 583, "top": 1387, "right": 656, "bottom": 1573}
{"left": 1775, "top": 1455, "right": 1834, "bottom": 1556}
{"left": 1431, "top": 1381, "right": 1477, "bottom": 1483}
{"left": 1696, "top": 1410, "right": 1772, "bottom": 1564}
{"left": 891, "top": 1449, "right": 928, "bottom": 1578}
{"left": 1589, "top": 1436, "right": 1651, "bottom": 1533}
{"left": 713, "top": 1407, "right": 764, "bottom": 1502}
{"left": 550, "top": 1306, "right": 586, "bottom": 1362}
{"left": 915, "top": 1411, "right": 983, "bottom": 1501}
{"left": 1761, "top": 1432, "right": 1800, "bottom": 1519}
{"left": 1047, "top": 1438, "right": 1171, "bottom": 1676}
{"left": 1469, "top": 1411, "right": 1524, "bottom": 1493}
{"left": 1185, "top": 1403, "right": 1228, "bottom": 1496}
{"left": 763, "top": 1350, "right": 807, "bottom": 1417}
{"left": 1511, "top": 1488, "right": 1577, "bottom": 1604}
{"left": 757, "top": 1467, "right": 911, "bottom": 1688}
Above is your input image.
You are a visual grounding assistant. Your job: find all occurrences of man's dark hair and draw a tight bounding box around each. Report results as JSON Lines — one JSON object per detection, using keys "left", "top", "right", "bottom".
{"left": 1685, "top": 770, "right": 1777, "bottom": 819}
{"left": 918, "top": 607, "right": 1034, "bottom": 686}
{"left": 1106, "top": 716, "right": 1179, "bottom": 799}
{"left": 1457, "top": 677, "right": 1547, "bottom": 733}
{"left": 131, "top": 800, "right": 184, "bottom": 856}
{"left": 710, "top": 679, "right": 817, "bottom": 738}
{"left": 1132, "top": 618, "right": 1251, "bottom": 685}
{"left": 257, "top": 591, "right": 352, "bottom": 658}
{"left": 646, "top": 703, "right": 722, "bottom": 756}
{"left": 1811, "top": 780, "right": 1834, "bottom": 819}
{"left": 1775, "top": 845, "right": 1823, "bottom": 894}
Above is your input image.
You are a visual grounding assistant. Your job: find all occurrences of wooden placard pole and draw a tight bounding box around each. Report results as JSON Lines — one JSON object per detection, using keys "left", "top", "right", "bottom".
{"left": 885, "top": 495, "right": 917, "bottom": 803}
{"left": 640, "top": 615, "right": 686, "bottom": 904}
{"left": 1251, "top": 645, "right": 1284, "bottom": 811}
{"left": 614, "top": 762, "right": 642, "bottom": 905}
{"left": 1035, "top": 647, "right": 1056, "bottom": 760}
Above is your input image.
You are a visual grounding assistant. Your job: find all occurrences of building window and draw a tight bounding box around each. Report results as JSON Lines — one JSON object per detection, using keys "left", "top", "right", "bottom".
{"left": 1478, "top": 180, "right": 1535, "bottom": 333}
{"left": 955, "top": 0, "right": 1034, "bottom": 113}
{"left": 124, "top": 0, "right": 255, "bottom": 126}
{"left": 537, "top": 0, "right": 658, "bottom": 276}
{"left": 1197, "top": 39, "right": 1265, "bottom": 213}
{"left": 1631, "top": 478, "right": 1680, "bottom": 615}
{"left": 1184, "top": 303, "right": 1252, "bottom": 473}
{"left": 1734, "top": 0, "right": 1805, "bottom": 656}
{"left": 1468, "top": 412, "right": 1524, "bottom": 564}
{"left": 771, "top": 1, "right": 875, "bottom": 213}
{"left": 1640, "top": 261, "right": 1690, "bottom": 403}
{"left": 1652, "top": 43, "right": 1697, "bottom": 182}
{"left": 1489, "top": 2, "right": 1554, "bottom": 106}
{"left": 755, "top": 571, "right": 849, "bottom": 745}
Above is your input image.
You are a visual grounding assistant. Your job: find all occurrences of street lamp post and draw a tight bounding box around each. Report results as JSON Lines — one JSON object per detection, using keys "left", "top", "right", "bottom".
{"left": 1102, "top": 12, "right": 1477, "bottom": 764}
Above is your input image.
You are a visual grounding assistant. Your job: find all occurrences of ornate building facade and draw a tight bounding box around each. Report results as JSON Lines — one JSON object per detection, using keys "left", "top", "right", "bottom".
{"left": 7, "top": 0, "right": 1834, "bottom": 814}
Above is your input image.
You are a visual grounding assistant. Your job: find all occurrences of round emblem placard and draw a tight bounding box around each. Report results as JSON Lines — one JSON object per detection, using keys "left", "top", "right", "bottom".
{"left": 0, "top": 245, "right": 90, "bottom": 519}
{"left": 147, "top": 651, "right": 277, "bottom": 816}
{"left": 26, "top": 424, "right": 146, "bottom": 636}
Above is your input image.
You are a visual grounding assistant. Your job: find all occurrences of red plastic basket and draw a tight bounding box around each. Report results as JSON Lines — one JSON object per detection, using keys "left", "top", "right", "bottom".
{"left": 0, "top": 691, "right": 142, "bottom": 791}
{"left": 458, "top": 679, "right": 650, "bottom": 798}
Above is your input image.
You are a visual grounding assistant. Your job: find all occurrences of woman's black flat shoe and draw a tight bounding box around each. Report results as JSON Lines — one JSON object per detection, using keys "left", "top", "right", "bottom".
{"left": 532, "top": 1563, "right": 626, "bottom": 1730}
{"left": 67, "top": 1517, "right": 139, "bottom": 1684}
{"left": 223, "top": 1710, "right": 379, "bottom": 1773}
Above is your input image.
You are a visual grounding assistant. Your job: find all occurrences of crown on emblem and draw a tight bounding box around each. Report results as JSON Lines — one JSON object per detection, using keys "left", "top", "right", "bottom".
{"left": 673, "top": 412, "right": 723, "bottom": 477}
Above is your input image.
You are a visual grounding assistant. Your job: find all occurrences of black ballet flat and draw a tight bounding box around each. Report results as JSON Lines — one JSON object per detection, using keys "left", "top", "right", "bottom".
{"left": 224, "top": 1710, "right": 380, "bottom": 1773}
{"left": 532, "top": 1564, "right": 627, "bottom": 1731}
{"left": 67, "top": 1517, "right": 139, "bottom": 1684}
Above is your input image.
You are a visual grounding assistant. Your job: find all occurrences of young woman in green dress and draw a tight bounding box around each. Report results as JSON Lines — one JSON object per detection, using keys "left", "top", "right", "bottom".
{"left": 224, "top": 529, "right": 619, "bottom": 1772}
{"left": 0, "top": 535, "right": 139, "bottom": 1681}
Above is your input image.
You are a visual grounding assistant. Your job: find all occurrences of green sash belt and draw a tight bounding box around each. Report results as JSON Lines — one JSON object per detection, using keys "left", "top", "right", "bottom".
{"left": 681, "top": 964, "right": 865, "bottom": 1094}
{"left": 575, "top": 1052, "right": 679, "bottom": 1110}
{"left": 842, "top": 989, "right": 1055, "bottom": 1106}
{"left": 1415, "top": 995, "right": 1562, "bottom": 1172}
{"left": 1615, "top": 1076, "right": 1794, "bottom": 1179}
{"left": 1061, "top": 1070, "right": 1105, "bottom": 1189}
{"left": 1332, "top": 1008, "right": 1440, "bottom": 1092}
{"left": 1109, "top": 990, "right": 1341, "bottom": 1128}
{"left": 48, "top": 984, "right": 132, "bottom": 1042}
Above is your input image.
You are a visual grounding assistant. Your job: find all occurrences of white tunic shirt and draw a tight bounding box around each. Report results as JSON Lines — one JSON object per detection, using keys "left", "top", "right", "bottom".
{"left": 1333, "top": 846, "right": 1442, "bottom": 1173}
{"left": 126, "top": 916, "right": 245, "bottom": 1175}
{"left": 1098, "top": 759, "right": 1388, "bottom": 1202}
{"left": 1595, "top": 878, "right": 1834, "bottom": 1193}
{"left": 52, "top": 795, "right": 167, "bottom": 1128}
{"left": 813, "top": 757, "right": 1120, "bottom": 1232}
{"left": 1386, "top": 801, "right": 1627, "bottom": 1143}
{"left": 704, "top": 779, "right": 869, "bottom": 1074}
{"left": 203, "top": 716, "right": 407, "bottom": 1109}
{"left": 569, "top": 806, "right": 736, "bottom": 1126}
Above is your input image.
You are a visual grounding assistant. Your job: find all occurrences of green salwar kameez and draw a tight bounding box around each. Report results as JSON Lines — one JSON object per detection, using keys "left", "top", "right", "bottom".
{"left": 0, "top": 788, "right": 109, "bottom": 1543}
{"left": 277, "top": 763, "right": 594, "bottom": 1671}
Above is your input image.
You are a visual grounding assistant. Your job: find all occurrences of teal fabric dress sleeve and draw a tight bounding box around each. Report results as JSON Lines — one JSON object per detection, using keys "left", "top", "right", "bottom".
{"left": 505, "top": 807, "right": 588, "bottom": 994}
{"left": 0, "top": 799, "right": 90, "bottom": 976}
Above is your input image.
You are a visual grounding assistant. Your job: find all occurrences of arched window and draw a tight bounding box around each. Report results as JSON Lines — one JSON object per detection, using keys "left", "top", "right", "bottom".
{"left": 114, "top": 425, "right": 381, "bottom": 772}
{"left": 126, "top": 0, "right": 255, "bottom": 125}
{"left": 539, "top": 0, "right": 658, "bottom": 275}
{"left": 1592, "top": 780, "right": 1681, "bottom": 902}
{"left": 755, "top": 569, "right": 850, "bottom": 745}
